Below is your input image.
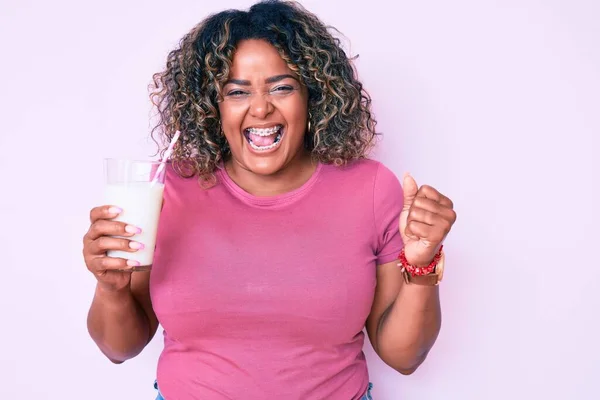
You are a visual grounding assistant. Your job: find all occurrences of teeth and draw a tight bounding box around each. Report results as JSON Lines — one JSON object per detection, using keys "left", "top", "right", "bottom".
{"left": 247, "top": 130, "right": 283, "bottom": 151}
{"left": 246, "top": 126, "right": 281, "bottom": 136}
{"left": 249, "top": 140, "right": 279, "bottom": 151}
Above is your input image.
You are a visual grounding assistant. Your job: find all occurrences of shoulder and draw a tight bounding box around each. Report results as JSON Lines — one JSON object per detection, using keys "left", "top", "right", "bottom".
{"left": 321, "top": 158, "right": 401, "bottom": 189}
{"left": 343, "top": 159, "right": 404, "bottom": 212}
{"left": 317, "top": 159, "right": 403, "bottom": 212}
{"left": 164, "top": 160, "right": 197, "bottom": 180}
{"left": 373, "top": 161, "right": 403, "bottom": 194}
{"left": 320, "top": 158, "right": 386, "bottom": 179}
{"left": 161, "top": 161, "right": 209, "bottom": 196}
{"left": 367, "top": 160, "right": 403, "bottom": 207}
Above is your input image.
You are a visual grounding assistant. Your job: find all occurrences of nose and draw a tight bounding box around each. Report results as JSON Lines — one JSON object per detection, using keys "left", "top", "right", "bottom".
{"left": 248, "top": 93, "right": 274, "bottom": 119}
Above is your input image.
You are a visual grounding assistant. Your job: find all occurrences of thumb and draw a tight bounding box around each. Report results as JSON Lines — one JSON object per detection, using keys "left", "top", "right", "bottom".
{"left": 402, "top": 172, "right": 418, "bottom": 211}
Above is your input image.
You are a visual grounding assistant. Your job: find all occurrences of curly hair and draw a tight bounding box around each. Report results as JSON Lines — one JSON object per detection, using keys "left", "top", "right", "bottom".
{"left": 150, "top": 0, "right": 379, "bottom": 184}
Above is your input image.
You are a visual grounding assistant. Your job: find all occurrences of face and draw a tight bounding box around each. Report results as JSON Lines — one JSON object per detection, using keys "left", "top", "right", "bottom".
{"left": 217, "top": 39, "right": 309, "bottom": 176}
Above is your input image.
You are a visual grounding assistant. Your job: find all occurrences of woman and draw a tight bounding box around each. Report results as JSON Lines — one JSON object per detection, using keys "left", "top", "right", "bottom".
{"left": 83, "top": 1, "right": 457, "bottom": 399}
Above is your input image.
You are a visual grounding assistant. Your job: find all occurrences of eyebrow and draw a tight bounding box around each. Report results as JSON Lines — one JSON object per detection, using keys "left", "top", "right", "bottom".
{"left": 225, "top": 74, "right": 298, "bottom": 86}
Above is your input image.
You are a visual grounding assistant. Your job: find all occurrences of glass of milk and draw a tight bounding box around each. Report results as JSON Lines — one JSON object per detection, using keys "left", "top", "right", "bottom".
{"left": 103, "top": 158, "right": 166, "bottom": 270}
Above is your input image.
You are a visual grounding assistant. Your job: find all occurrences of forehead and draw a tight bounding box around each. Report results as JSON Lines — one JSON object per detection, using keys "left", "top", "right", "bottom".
{"left": 229, "top": 39, "right": 292, "bottom": 77}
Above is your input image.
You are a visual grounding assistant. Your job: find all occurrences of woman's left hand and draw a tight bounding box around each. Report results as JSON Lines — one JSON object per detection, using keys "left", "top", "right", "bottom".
{"left": 399, "top": 173, "right": 457, "bottom": 266}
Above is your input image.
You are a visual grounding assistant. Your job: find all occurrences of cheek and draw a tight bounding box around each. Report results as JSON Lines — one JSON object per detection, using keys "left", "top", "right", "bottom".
{"left": 217, "top": 109, "right": 242, "bottom": 149}
{"left": 281, "top": 99, "right": 308, "bottom": 131}
{"left": 219, "top": 103, "right": 245, "bottom": 132}
{"left": 218, "top": 103, "right": 233, "bottom": 124}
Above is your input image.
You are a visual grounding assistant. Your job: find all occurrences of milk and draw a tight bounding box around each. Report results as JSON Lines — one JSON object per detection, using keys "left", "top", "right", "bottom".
{"left": 103, "top": 182, "right": 165, "bottom": 267}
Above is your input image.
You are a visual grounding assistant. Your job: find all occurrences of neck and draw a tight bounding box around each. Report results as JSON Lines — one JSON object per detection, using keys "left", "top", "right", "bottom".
{"left": 225, "top": 150, "right": 317, "bottom": 197}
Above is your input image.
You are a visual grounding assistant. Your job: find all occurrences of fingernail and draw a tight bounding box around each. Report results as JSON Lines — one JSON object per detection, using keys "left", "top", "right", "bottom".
{"left": 125, "top": 225, "right": 142, "bottom": 234}
{"left": 108, "top": 207, "right": 122, "bottom": 214}
{"left": 129, "top": 241, "right": 145, "bottom": 250}
{"left": 127, "top": 260, "right": 140, "bottom": 267}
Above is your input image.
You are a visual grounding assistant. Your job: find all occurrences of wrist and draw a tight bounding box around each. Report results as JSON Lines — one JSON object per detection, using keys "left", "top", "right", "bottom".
{"left": 96, "top": 282, "right": 131, "bottom": 302}
{"left": 398, "top": 246, "right": 445, "bottom": 286}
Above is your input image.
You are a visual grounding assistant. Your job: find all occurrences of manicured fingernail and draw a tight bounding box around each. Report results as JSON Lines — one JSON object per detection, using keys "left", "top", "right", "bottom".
{"left": 125, "top": 225, "right": 142, "bottom": 234}
{"left": 129, "top": 241, "right": 145, "bottom": 250}
{"left": 109, "top": 207, "right": 122, "bottom": 214}
{"left": 127, "top": 260, "right": 140, "bottom": 267}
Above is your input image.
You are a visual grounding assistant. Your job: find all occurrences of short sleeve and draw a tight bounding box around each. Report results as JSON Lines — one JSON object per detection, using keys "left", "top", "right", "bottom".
{"left": 373, "top": 162, "right": 404, "bottom": 265}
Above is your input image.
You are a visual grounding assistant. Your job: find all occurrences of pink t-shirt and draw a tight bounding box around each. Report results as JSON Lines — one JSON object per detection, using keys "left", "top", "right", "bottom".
{"left": 150, "top": 158, "right": 404, "bottom": 400}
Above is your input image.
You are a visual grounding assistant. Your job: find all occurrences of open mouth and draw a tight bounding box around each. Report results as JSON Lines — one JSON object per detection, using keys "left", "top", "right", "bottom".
{"left": 243, "top": 125, "right": 284, "bottom": 151}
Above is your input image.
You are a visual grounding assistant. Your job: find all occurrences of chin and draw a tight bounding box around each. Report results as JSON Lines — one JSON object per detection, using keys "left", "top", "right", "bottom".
{"left": 239, "top": 152, "right": 290, "bottom": 176}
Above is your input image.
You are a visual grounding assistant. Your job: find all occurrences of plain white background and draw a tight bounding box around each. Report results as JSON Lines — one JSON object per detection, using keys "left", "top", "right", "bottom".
{"left": 0, "top": 0, "right": 598, "bottom": 399}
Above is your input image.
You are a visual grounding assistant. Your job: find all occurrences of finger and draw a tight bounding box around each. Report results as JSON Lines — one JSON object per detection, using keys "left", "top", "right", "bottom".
{"left": 408, "top": 213, "right": 453, "bottom": 238}
{"left": 419, "top": 186, "right": 455, "bottom": 209}
{"left": 406, "top": 221, "right": 446, "bottom": 242}
{"left": 404, "top": 224, "right": 419, "bottom": 240}
{"left": 402, "top": 173, "right": 419, "bottom": 211}
{"left": 88, "top": 236, "right": 145, "bottom": 256}
{"left": 407, "top": 207, "right": 437, "bottom": 226}
{"left": 89, "top": 205, "right": 123, "bottom": 224}
{"left": 416, "top": 185, "right": 442, "bottom": 202}
{"left": 87, "top": 220, "right": 141, "bottom": 241}
{"left": 90, "top": 256, "right": 139, "bottom": 274}
{"left": 438, "top": 194, "right": 454, "bottom": 209}
{"left": 407, "top": 207, "right": 454, "bottom": 232}
{"left": 412, "top": 198, "right": 457, "bottom": 223}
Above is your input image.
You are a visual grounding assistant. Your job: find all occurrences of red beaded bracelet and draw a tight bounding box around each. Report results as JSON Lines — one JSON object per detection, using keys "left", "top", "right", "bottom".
{"left": 398, "top": 245, "right": 444, "bottom": 276}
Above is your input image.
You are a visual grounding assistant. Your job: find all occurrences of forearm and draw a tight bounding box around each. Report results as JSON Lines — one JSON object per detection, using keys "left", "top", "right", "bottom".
{"left": 87, "top": 284, "right": 151, "bottom": 363}
{"left": 376, "top": 283, "right": 441, "bottom": 374}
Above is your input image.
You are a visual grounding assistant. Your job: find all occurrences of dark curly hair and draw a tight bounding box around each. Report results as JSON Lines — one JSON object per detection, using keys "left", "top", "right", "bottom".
{"left": 150, "top": 0, "right": 379, "bottom": 183}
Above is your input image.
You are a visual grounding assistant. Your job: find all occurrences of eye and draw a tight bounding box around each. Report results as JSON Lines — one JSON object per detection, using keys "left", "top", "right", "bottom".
{"left": 271, "top": 85, "right": 294, "bottom": 94}
{"left": 226, "top": 90, "right": 248, "bottom": 97}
